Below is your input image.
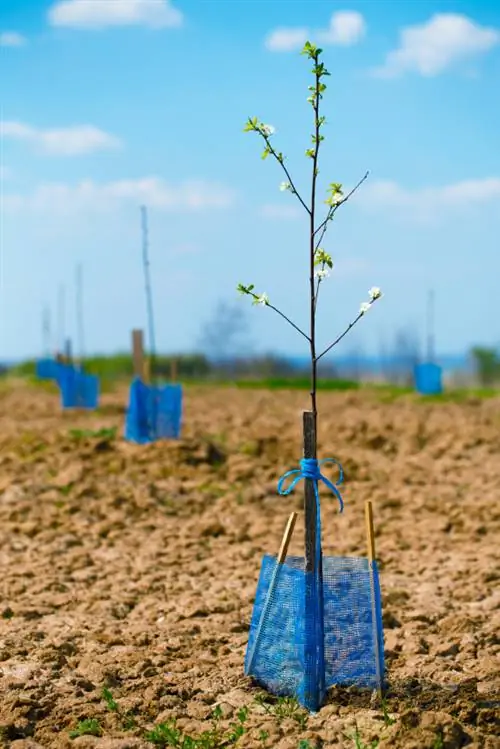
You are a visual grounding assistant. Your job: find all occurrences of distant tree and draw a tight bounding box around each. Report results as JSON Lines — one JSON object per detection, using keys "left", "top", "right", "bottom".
{"left": 471, "top": 347, "right": 500, "bottom": 386}
{"left": 198, "top": 299, "right": 252, "bottom": 369}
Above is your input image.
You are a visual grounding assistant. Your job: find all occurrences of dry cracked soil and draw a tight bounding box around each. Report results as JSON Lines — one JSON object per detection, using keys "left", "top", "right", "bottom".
{"left": 0, "top": 381, "right": 499, "bottom": 749}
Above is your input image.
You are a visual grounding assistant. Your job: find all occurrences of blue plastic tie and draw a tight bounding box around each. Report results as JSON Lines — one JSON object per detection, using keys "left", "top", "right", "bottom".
{"left": 277, "top": 457, "right": 344, "bottom": 512}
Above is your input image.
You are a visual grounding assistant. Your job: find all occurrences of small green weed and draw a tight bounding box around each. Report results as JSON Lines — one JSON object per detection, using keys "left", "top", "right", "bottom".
{"left": 69, "top": 718, "right": 103, "bottom": 739}
{"left": 433, "top": 733, "right": 444, "bottom": 749}
{"left": 145, "top": 704, "right": 248, "bottom": 748}
{"left": 381, "top": 699, "right": 396, "bottom": 727}
{"left": 254, "top": 694, "right": 308, "bottom": 729}
{"left": 101, "top": 687, "right": 137, "bottom": 730}
{"left": 343, "top": 723, "right": 379, "bottom": 749}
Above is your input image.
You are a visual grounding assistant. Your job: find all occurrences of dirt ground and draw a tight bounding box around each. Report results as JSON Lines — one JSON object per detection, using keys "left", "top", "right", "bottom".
{"left": 0, "top": 381, "right": 499, "bottom": 749}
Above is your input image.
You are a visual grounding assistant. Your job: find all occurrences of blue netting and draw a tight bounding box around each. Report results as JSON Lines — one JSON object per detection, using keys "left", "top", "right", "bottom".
{"left": 414, "top": 362, "right": 443, "bottom": 395}
{"left": 57, "top": 365, "right": 100, "bottom": 409}
{"left": 245, "top": 555, "right": 384, "bottom": 711}
{"left": 124, "top": 377, "right": 182, "bottom": 443}
{"left": 36, "top": 358, "right": 60, "bottom": 380}
{"left": 245, "top": 458, "right": 385, "bottom": 712}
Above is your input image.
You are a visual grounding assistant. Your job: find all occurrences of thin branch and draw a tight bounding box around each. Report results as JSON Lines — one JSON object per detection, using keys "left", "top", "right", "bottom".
{"left": 249, "top": 122, "right": 311, "bottom": 216}
{"left": 313, "top": 171, "right": 369, "bottom": 251}
{"left": 243, "top": 291, "right": 310, "bottom": 342}
{"left": 268, "top": 302, "right": 311, "bottom": 343}
{"left": 313, "top": 277, "right": 321, "bottom": 315}
{"left": 316, "top": 310, "right": 366, "bottom": 362}
{"left": 265, "top": 139, "right": 311, "bottom": 216}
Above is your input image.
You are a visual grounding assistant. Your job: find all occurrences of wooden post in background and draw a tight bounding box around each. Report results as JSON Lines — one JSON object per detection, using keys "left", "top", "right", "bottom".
{"left": 64, "top": 338, "right": 72, "bottom": 364}
{"left": 132, "top": 329, "right": 145, "bottom": 381}
{"left": 170, "top": 357, "right": 178, "bottom": 383}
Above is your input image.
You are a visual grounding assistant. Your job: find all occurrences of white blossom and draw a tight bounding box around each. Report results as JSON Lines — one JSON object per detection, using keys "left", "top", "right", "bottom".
{"left": 315, "top": 269, "right": 330, "bottom": 280}
{"left": 368, "top": 286, "right": 382, "bottom": 301}
{"left": 261, "top": 124, "right": 275, "bottom": 137}
{"left": 359, "top": 301, "right": 371, "bottom": 315}
{"left": 280, "top": 181, "right": 291, "bottom": 192}
{"left": 256, "top": 293, "right": 270, "bottom": 306}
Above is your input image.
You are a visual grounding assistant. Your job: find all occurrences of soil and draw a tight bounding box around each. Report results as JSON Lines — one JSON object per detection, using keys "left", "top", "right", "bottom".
{"left": 0, "top": 381, "right": 499, "bottom": 749}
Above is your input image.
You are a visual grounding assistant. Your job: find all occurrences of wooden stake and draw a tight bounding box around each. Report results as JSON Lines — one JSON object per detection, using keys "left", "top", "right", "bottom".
{"left": 170, "top": 357, "right": 178, "bottom": 383}
{"left": 365, "top": 500, "right": 383, "bottom": 699}
{"left": 245, "top": 511, "right": 298, "bottom": 675}
{"left": 132, "top": 329, "right": 145, "bottom": 380}
{"left": 277, "top": 511, "right": 298, "bottom": 563}
{"left": 303, "top": 411, "right": 317, "bottom": 573}
{"left": 64, "top": 338, "right": 72, "bottom": 364}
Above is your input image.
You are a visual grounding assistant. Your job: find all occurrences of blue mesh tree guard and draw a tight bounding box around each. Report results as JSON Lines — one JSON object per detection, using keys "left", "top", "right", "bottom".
{"left": 124, "top": 377, "right": 182, "bottom": 443}
{"left": 36, "top": 358, "right": 60, "bottom": 380}
{"left": 414, "top": 362, "right": 443, "bottom": 395}
{"left": 245, "top": 460, "right": 385, "bottom": 712}
{"left": 56, "top": 365, "right": 100, "bottom": 409}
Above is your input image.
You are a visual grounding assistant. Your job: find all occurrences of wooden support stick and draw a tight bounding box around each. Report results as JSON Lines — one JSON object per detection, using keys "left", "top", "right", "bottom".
{"left": 303, "top": 411, "right": 317, "bottom": 573}
{"left": 245, "top": 511, "right": 298, "bottom": 675}
{"left": 365, "top": 500, "right": 383, "bottom": 699}
{"left": 170, "top": 358, "right": 178, "bottom": 383}
{"left": 132, "top": 329, "right": 145, "bottom": 381}
{"left": 64, "top": 338, "right": 72, "bottom": 365}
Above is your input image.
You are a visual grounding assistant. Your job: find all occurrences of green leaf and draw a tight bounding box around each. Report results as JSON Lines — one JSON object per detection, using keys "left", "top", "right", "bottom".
{"left": 261, "top": 146, "right": 271, "bottom": 160}
{"left": 305, "top": 148, "right": 315, "bottom": 158}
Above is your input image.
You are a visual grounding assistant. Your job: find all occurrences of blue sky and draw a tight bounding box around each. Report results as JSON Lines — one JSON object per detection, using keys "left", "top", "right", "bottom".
{"left": 1, "top": 0, "right": 499, "bottom": 362}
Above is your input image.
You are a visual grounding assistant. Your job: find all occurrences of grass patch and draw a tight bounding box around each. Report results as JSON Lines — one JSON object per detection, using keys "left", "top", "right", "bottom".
{"left": 146, "top": 705, "right": 248, "bottom": 748}
{"left": 69, "top": 718, "right": 103, "bottom": 739}
{"left": 69, "top": 427, "right": 118, "bottom": 440}
{"left": 235, "top": 377, "right": 359, "bottom": 391}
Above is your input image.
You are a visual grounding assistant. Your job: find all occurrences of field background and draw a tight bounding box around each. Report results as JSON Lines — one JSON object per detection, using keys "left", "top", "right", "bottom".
{"left": 0, "top": 379, "right": 499, "bottom": 748}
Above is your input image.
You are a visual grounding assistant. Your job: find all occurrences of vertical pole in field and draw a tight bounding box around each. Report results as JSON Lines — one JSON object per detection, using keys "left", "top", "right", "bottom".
{"left": 303, "top": 410, "right": 323, "bottom": 710}
{"left": 76, "top": 263, "right": 85, "bottom": 368}
{"left": 64, "top": 337, "right": 72, "bottom": 364}
{"left": 132, "top": 329, "right": 145, "bottom": 381}
{"left": 141, "top": 205, "right": 157, "bottom": 384}
{"left": 57, "top": 285, "right": 65, "bottom": 358}
{"left": 42, "top": 304, "right": 51, "bottom": 358}
{"left": 365, "top": 500, "right": 383, "bottom": 699}
{"left": 426, "top": 289, "right": 435, "bottom": 364}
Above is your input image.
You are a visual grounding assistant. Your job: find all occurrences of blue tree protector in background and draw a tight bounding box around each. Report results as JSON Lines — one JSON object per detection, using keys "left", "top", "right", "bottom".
{"left": 245, "top": 458, "right": 384, "bottom": 712}
{"left": 125, "top": 377, "right": 182, "bottom": 443}
{"left": 56, "top": 363, "right": 100, "bottom": 410}
{"left": 124, "top": 206, "right": 183, "bottom": 443}
{"left": 36, "top": 358, "right": 60, "bottom": 380}
{"left": 414, "top": 362, "right": 443, "bottom": 395}
{"left": 415, "top": 290, "right": 443, "bottom": 395}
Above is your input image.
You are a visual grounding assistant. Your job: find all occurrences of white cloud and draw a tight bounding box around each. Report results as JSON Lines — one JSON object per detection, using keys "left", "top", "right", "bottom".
{"left": 372, "top": 13, "right": 499, "bottom": 78}
{"left": 317, "top": 11, "right": 366, "bottom": 46}
{"left": 3, "top": 178, "right": 236, "bottom": 214}
{"left": 0, "top": 31, "right": 27, "bottom": 47}
{"left": 358, "top": 177, "right": 500, "bottom": 221}
{"left": 48, "top": 0, "right": 183, "bottom": 29}
{"left": 260, "top": 203, "right": 301, "bottom": 220}
{"left": 266, "top": 10, "right": 366, "bottom": 52}
{"left": 265, "top": 27, "right": 309, "bottom": 53}
{"left": 1, "top": 121, "right": 121, "bottom": 155}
